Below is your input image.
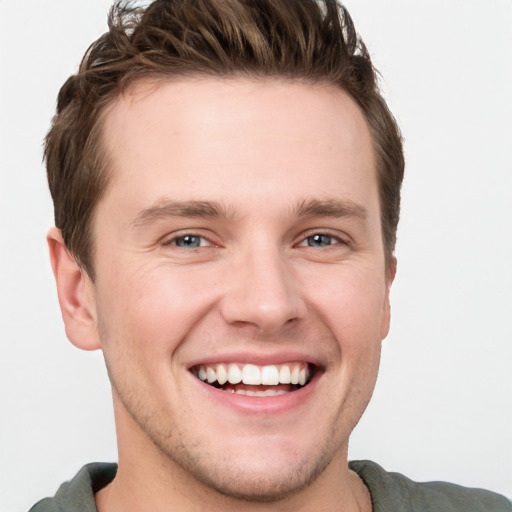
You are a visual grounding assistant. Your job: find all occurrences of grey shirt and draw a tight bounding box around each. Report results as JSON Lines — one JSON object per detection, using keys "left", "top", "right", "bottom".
{"left": 29, "top": 460, "right": 511, "bottom": 512}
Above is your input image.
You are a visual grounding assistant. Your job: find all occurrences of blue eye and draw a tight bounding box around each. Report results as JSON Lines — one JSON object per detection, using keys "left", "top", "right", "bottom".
{"left": 305, "top": 234, "right": 336, "bottom": 247}
{"left": 173, "top": 235, "right": 205, "bottom": 248}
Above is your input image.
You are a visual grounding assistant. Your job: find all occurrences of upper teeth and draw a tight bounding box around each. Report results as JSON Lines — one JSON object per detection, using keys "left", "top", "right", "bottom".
{"left": 196, "top": 363, "right": 310, "bottom": 386}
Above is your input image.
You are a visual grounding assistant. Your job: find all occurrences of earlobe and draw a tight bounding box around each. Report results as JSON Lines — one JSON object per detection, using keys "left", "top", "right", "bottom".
{"left": 47, "top": 227, "right": 101, "bottom": 351}
{"left": 381, "top": 255, "right": 397, "bottom": 339}
{"left": 386, "top": 255, "right": 397, "bottom": 287}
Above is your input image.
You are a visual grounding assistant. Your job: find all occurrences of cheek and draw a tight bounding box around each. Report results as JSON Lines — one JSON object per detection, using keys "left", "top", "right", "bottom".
{"left": 94, "top": 265, "right": 214, "bottom": 404}
{"left": 300, "top": 263, "right": 388, "bottom": 342}
{"left": 96, "top": 263, "right": 220, "bottom": 356}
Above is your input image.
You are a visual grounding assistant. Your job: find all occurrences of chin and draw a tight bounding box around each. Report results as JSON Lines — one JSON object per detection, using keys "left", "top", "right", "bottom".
{"left": 176, "top": 450, "right": 332, "bottom": 503}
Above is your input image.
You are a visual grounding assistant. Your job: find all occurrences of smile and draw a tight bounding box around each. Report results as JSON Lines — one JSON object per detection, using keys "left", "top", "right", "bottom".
{"left": 191, "top": 362, "right": 314, "bottom": 396}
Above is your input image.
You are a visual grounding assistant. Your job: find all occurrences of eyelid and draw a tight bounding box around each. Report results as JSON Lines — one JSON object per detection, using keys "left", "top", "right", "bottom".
{"left": 294, "top": 228, "right": 351, "bottom": 247}
{"left": 160, "top": 229, "right": 220, "bottom": 248}
{"left": 158, "top": 228, "right": 350, "bottom": 248}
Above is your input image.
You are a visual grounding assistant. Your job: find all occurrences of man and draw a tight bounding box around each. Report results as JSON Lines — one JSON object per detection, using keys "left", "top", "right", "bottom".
{"left": 29, "top": 0, "right": 510, "bottom": 511}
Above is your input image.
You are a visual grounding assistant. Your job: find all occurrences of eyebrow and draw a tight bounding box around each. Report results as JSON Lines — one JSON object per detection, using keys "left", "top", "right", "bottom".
{"left": 133, "top": 200, "right": 232, "bottom": 227}
{"left": 132, "top": 197, "right": 368, "bottom": 228}
{"left": 294, "top": 198, "right": 368, "bottom": 221}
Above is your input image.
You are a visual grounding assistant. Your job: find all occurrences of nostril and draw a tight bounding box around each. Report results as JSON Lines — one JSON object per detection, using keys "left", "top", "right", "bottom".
{"left": 218, "top": 262, "right": 306, "bottom": 333}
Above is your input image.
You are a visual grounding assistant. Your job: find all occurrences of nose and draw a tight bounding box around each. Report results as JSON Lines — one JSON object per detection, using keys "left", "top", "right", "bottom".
{"left": 219, "top": 247, "right": 306, "bottom": 335}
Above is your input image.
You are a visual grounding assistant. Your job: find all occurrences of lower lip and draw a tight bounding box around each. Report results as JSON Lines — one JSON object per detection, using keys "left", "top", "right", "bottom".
{"left": 191, "top": 371, "right": 321, "bottom": 415}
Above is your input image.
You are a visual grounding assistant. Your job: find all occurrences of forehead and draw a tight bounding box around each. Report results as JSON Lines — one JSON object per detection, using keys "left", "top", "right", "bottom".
{"left": 99, "top": 78, "right": 377, "bottom": 216}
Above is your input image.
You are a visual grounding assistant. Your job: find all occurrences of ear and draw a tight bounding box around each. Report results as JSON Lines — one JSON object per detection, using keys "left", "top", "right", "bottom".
{"left": 380, "top": 255, "right": 397, "bottom": 339}
{"left": 47, "top": 227, "right": 101, "bottom": 351}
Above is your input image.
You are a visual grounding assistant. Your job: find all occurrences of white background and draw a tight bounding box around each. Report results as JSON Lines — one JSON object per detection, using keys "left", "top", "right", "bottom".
{"left": 1, "top": 1, "right": 511, "bottom": 510}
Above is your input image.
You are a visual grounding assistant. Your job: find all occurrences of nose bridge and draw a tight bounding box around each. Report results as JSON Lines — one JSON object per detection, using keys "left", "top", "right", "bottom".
{"left": 220, "top": 238, "right": 304, "bottom": 333}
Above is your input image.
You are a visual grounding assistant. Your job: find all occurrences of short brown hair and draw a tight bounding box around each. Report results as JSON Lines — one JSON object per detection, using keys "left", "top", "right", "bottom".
{"left": 45, "top": 0, "right": 404, "bottom": 278}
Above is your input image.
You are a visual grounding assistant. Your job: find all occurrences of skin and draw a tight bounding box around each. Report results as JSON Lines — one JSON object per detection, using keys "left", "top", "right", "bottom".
{"left": 49, "top": 78, "right": 395, "bottom": 512}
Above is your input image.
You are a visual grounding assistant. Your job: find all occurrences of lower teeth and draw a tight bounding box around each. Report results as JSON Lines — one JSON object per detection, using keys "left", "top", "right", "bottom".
{"left": 228, "top": 388, "right": 289, "bottom": 397}
{"left": 205, "top": 381, "right": 303, "bottom": 396}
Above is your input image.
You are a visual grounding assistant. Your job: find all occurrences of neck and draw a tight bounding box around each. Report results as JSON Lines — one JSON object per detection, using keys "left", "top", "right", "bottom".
{"left": 96, "top": 452, "right": 371, "bottom": 512}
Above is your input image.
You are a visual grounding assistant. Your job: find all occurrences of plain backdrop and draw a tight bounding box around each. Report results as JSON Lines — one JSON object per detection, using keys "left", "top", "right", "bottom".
{"left": 1, "top": 1, "right": 511, "bottom": 510}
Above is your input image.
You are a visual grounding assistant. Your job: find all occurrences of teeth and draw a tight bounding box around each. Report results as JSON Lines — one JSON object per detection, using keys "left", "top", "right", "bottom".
{"left": 217, "top": 364, "right": 228, "bottom": 385}
{"left": 235, "top": 388, "right": 288, "bottom": 397}
{"left": 290, "top": 366, "right": 300, "bottom": 385}
{"left": 227, "top": 363, "right": 242, "bottom": 384}
{"left": 261, "top": 365, "right": 279, "bottom": 385}
{"left": 195, "top": 362, "right": 311, "bottom": 388}
{"left": 299, "top": 368, "right": 307, "bottom": 386}
{"left": 279, "top": 365, "right": 291, "bottom": 384}
{"left": 242, "top": 364, "right": 261, "bottom": 385}
{"left": 206, "top": 367, "right": 217, "bottom": 384}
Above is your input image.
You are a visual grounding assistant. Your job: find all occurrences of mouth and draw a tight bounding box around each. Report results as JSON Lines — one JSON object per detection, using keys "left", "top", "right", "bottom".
{"left": 190, "top": 362, "right": 316, "bottom": 397}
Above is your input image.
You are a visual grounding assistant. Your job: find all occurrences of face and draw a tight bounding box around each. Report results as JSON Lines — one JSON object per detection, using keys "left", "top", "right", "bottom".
{"left": 87, "top": 78, "right": 393, "bottom": 500}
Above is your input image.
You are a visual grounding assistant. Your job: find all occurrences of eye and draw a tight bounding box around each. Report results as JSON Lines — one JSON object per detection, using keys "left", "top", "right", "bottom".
{"left": 168, "top": 235, "right": 211, "bottom": 249}
{"left": 299, "top": 233, "right": 342, "bottom": 248}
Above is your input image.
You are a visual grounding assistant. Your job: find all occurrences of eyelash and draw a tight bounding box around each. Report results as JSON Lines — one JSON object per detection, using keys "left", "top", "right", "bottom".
{"left": 163, "top": 233, "right": 214, "bottom": 249}
{"left": 162, "top": 230, "right": 349, "bottom": 250}
{"left": 296, "top": 229, "right": 349, "bottom": 249}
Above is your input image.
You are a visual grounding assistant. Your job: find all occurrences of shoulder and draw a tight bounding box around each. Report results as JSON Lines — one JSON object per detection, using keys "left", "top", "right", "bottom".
{"left": 28, "top": 463, "right": 117, "bottom": 512}
{"left": 349, "top": 460, "right": 511, "bottom": 512}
